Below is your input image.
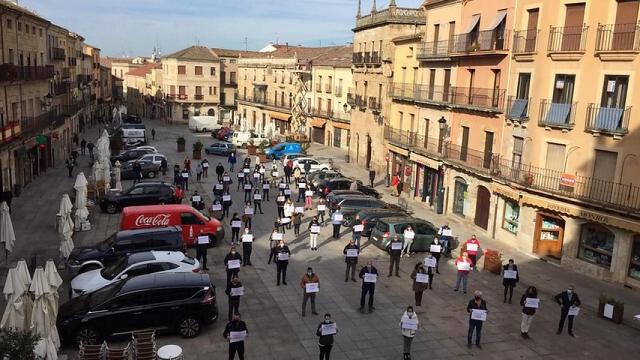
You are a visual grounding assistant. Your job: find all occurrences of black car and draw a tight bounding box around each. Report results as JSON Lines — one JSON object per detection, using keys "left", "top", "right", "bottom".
{"left": 308, "top": 170, "right": 342, "bottom": 190}
{"left": 326, "top": 191, "right": 365, "bottom": 211}
{"left": 318, "top": 178, "right": 380, "bottom": 198}
{"left": 123, "top": 114, "right": 142, "bottom": 124}
{"left": 67, "top": 227, "right": 183, "bottom": 276}
{"left": 110, "top": 148, "right": 154, "bottom": 165}
{"left": 120, "top": 160, "right": 161, "bottom": 180}
{"left": 349, "top": 208, "right": 409, "bottom": 236}
{"left": 57, "top": 272, "right": 217, "bottom": 346}
{"left": 334, "top": 196, "right": 401, "bottom": 224}
{"left": 100, "top": 182, "right": 180, "bottom": 214}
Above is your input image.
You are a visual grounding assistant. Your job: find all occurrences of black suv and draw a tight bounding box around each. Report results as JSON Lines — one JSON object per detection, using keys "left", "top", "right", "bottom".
{"left": 57, "top": 272, "right": 218, "bottom": 346}
{"left": 335, "top": 196, "right": 399, "bottom": 224}
{"left": 110, "top": 148, "right": 154, "bottom": 165}
{"left": 100, "top": 182, "right": 179, "bottom": 214}
{"left": 318, "top": 178, "right": 380, "bottom": 198}
{"left": 349, "top": 208, "right": 409, "bottom": 237}
{"left": 67, "top": 227, "right": 183, "bottom": 276}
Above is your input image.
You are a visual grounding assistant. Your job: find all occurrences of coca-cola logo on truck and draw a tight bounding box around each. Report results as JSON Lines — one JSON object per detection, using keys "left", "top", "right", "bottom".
{"left": 134, "top": 214, "right": 171, "bottom": 227}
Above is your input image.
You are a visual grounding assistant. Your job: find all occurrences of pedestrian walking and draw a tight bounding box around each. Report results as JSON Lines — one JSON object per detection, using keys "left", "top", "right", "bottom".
{"left": 216, "top": 162, "right": 225, "bottom": 182}
{"left": 454, "top": 252, "right": 473, "bottom": 293}
{"left": 387, "top": 235, "right": 404, "bottom": 277}
{"left": 228, "top": 152, "right": 237, "bottom": 172}
{"left": 465, "top": 234, "right": 481, "bottom": 269}
{"left": 352, "top": 215, "right": 363, "bottom": 247}
{"left": 275, "top": 240, "right": 291, "bottom": 286}
{"left": 196, "top": 164, "right": 203, "bottom": 182}
{"left": 242, "top": 202, "right": 253, "bottom": 230}
{"left": 225, "top": 276, "right": 243, "bottom": 321}
{"left": 317, "top": 198, "right": 327, "bottom": 223}
{"left": 428, "top": 237, "right": 443, "bottom": 274}
{"left": 241, "top": 228, "right": 253, "bottom": 266}
{"left": 343, "top": 240, "right": 359, "bottom": 282}
{"left": 223, "top": 313, "right": 248, "bottom": 360}
{"left": 399, "top": 306, "right": 418, "bottom": 360}
{"left": 230, "top": 213, "right": 241, "bottom": 243}
{"left": 410, "top": 263, "right": 429, "bottom": 307}
{"left": 316, "top": 313, "right": 337, "bottom": 360}
{"left": 65, "top": 157, "right": 74, "bottom": 178}
{"left": 554, "top": 285, "right": 581, "bottom": 336}
{"left": 438, "top": 223, "right": 453, "bottom": 257}
{"left": 292, "top": 211, "right": 302, "bottom": 236}
{"left": 308, "top": 216, "right": 321, "bottom": 251}
{"left": 520, "top": 286, "right": 538, "bottom": 339}
{"left": 359, "top": 260, "right": 378, "bottom": 313}
{"left": 195, "top": 233, "right": 210, "bottom": 271}
{"left": 300, "top": 267, "right": 319, "bottom": 316}
{"left": 502, "top": 259, "right": 519, "bottom": 303}
{"left": 222, "top": 191, "right": 232, "bottom": 218}
{"left": 252, "top": 189, "right": 263, "bottom": 214}
{"left": 80, "top": 139, "right": 87, "bottom": 155}
{"left": 87, "top": 142, "right": 95, "bottom": 159}
{"left": 151, "top": 128, "right": 156, "bottom": 140}
{"left": 133, "top": 161, "right": 142, "bottom": 184}
{"left": 467, "top": 290, "right": 488, "bottom": 349}
{"left": 201, "top": 159, "right": 209, "bottom": 177}
{"left": 402, "top": 225, "right": 415, "bottom": 257}
{"left": 368, "top": 168, "right": 376, "bottom": 187}
{"left": 160, "top": 157, "right": 168, "bottom": 176}
{"left": 224, "top": 245, "right": 242, "bottom": 284}
{"left": 331, "top": 208, "right": 343, "bottom": 239}
{"left": 181, "top": 168, "right": 190, "bottom": 191}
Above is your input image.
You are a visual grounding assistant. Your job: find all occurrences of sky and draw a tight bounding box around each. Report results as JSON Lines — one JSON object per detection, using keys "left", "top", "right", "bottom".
{"left": 17, "top": 0, "right": 422, "bottom": 57}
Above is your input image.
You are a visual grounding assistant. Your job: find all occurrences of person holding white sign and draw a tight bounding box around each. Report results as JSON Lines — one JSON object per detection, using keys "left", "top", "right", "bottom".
{"left": 284, "top": 200, "right": 294, "bottom": 228}
{"left": 195, "top": 233, "right": 210, "bottom": 271}
{"left": 317, "top": 198, "right": 327, "bottom": 223}
{"left": 428, "top": 237, "right": 443, "bottom": 274}
{"left": 275, "top": 240, "right": 291, "bottom": 286}
{"left": 304, "top": 184, "right": 314, "bottom": 210}
{"left": 215, "top": 162, "right": 225, "bottom": 182}
{"left": 519, "top": 286, "right": 538, "bottom": 339}
{"left": 359, "top": 260, "right": 379, "bottom": 313}
{"left": 252, "top": 189, "right": 263, "bottom": 214}
{"left": 276, "top": 192, "right": 286, "bottom": 218}
{"left": 267, "top": 228, "right": 282, "bottom": 264}
{"left": 316, "top": 313, "right": 337, "bottom": 360}
{"left": 210, "top": 200, "right": 223, "bottom": 220}
{"left": 300, "top": 267, "right": 320, "bottom": 316}
{"left": 352, "top": 215, "right": 364, "bottom": 246}
{"left": 296, "top": 179, "right": 306, "bottom": 202}
{"left": 465, "top": 235, "right": 481, "bottom": 269}
{"left": 236, "top": 170, "right": 245, "bottom": 191}
{"left": 308, "top": 217, "right": 321, "bottom": 250}
{"left": 222, "top": 172, "right": 232, "bottom": 192}
{"left": 454, "top": 252, "right": 473, "bottom": 293}
{"left": 410, "top": 263, "right": 430, "bottom": 307}
{"left": 331, "top": 208, "right": 343, "bottom": 238}
{"left": 230, "top": 213, "right": 242, "bottom": 243}
{"left": 242, "top": 202, "right": 253, "bottom": 230}
{"left": 224, "top": 245, "right": 243, "bottom": 284}
{"left": 292, "top": 211, "right": 303, "bottom": 236}
{"left": 241, "top": 228, "right": 253, "bottom": 266}
{"left": 399, "top": 306, "right": 419, "bottom": 359}
{"left": 343, "top": 239, "right": 359, "bottom": 282}
{"left": 554, "top": 285, "right": 581, "bottom": 337}
{"left": 387, "top": 235, "right": 404, "bottom": 277}
{"left": 262, "top": 179, "right": 271, "bottom": 201}
{"left": 225, "top": 276, "right": 243, "bottom": 321}
{"left": 502, "top": 259, "right": 519, "bottom": 304}
{"left": 222, "top": 191, "right": 232, "bottom": 218}
{"left": 466, "top": 290, "right": 488, "bottom": 349}
{"left": 437, "top": 223, "right": 453, "bottom": 257}
{"left": 402, "top": 225, "right": 416, "bottom": 257}
{"left": 243, "top": 180, "right": 253, "bottom": 202}
{"left": 190, "top": 191, "right": 204, "bottom": 211}
{"left": 223, "top": 313, "right": 248, "bottom": 360}
{"left": 423, "top": 253, "right": 438, "bottom": 288}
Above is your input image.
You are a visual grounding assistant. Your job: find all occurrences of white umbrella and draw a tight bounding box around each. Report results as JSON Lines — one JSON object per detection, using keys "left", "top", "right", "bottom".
{"left": 74, "top": 172, "right": 89, "bottom": 227}
{"left": 0, "top": 268, "right": 27, "bottom": 330}
{"left": 0, "top": 201, "right": 15, "bottom": 257}
{"left": 114, "top": 161, "right": 122, "bottom": 191}
{"left": 58, "top": 195, "right": 74, "bottom": 259}
{"left": 30, "top": 267, "right": 59, "bottom": 359}
{"left": 44, "top": 260, "right": 62, "bottom": 349}
{"left": 16, "top": 259, "right": 31, "bottom": 290}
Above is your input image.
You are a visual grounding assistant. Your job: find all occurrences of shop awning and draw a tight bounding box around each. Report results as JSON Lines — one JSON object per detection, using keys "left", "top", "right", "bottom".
{"left": 311, "top": 119, "right": 327, "bottom": 128}
{"left": 387, "top": 143, "right": 409, "bottom": 157}
{"left": 331, "top": 122, "right": 350, "bottom": 130}
{"left": 409, "top": 152, "right": 440, "bottom": 170}
{"left": 270, "top": 111, "right": 290, "bottom": 122}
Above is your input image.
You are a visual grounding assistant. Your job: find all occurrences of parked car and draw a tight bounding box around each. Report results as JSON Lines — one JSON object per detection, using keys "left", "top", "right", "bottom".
{"left": 123, "top": 115, "right": 142, "bottom": 124}
{"left": 120, "top": 160, "right": 160, "bottom": 180}
{"left": 317, "top": 178, "right": 380, "bottom": 198}
{"left": 212, "top": 127, "right": 233, "bottom": 141}
{"left": 349, "top": 208, "right": 409, "bottom": 237}
{"left": 326, "top": 191, "right": 364, "bottom": 210}
{"left": 57, "top": 272, "right": 218, "bottom": 345}
{"left": 308, "top": 170, "right": 342, "bottom": 189}
{"left": 66, "top": 227, "right": 184, "bottom": 276}
{"left": 264, "top": 142, "right": 303, "bottom": 160}
{"left": 132, "top": 146, "right": 158, "bottom": 153}
{"left": 131, "top": 153, "right": 167, "bottom": 166}
{"left": 369, "top": 217, "right": 439, "bottom": 252}
{"left": 335, "top": 197, "right": 399, "bottom": 224}
{"left": 120, "top": 205, "right": 224, "bottom": 247}
{"left": 205, "top": 142, "right": 236, "bottom": 156}
{"left": 110, "top": 148, "right": 154, "bottom": 165}
{"left": 99, "top": 182, "right": 181, "bottom": 214}
{"left": 292, "top": 157, "right": 332, "bottom": 174}
{"left": 70, "top": 251, "right": 200, "bottom": 298}
{"left": 281, "top": 153, "right": 305, "bottom": 166}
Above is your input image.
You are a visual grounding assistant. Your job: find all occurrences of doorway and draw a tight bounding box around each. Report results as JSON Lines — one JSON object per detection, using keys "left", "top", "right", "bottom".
{"left": 533, "top": 213, "right": 565, "bottom": 258}
{"left": 474, "top": 185, "right": 490, "bottom": 229}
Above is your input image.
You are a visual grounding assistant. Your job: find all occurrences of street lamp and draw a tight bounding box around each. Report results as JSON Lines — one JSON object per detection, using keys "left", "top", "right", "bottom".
{"left": 437, "top": 116, "right": 447, "bottom": 153}
{"left": 436, "top": 116, "right": 448, "bottom": 214}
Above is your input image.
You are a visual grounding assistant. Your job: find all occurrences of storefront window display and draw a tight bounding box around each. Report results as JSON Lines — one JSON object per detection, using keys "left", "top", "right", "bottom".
{"left": 629, "top": 236, "right": 640, "bottom": 280}
{"left": 578, "top": 223, "right": 614, "bottom": 268}
{"left": 453, "top": 178, "right": 467, "bottom": 216}
{"left": 502, "top": 200, "right": 519, "bottom": 234}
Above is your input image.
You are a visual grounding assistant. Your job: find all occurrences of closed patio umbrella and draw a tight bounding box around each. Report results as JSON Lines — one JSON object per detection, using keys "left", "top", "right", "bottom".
{"left": 74, "top": 172, "right": 89, "bottom": 228}
{"left": 114, "top": 161, "right": 122, "bottom": 191}
{"left": 30, "top": 267, "right": 58, "bottom": 359}
{"left": 0, "top": 268, "right": 27, "bottom": 330}
{"left": 58, "top": 195, "right": 74, "bottom": 259}
{"left": 0, "top": 201, "right": 15, "bottom": 258}
{"left": 44, "top": 260, "right": 62, "bottom": 349}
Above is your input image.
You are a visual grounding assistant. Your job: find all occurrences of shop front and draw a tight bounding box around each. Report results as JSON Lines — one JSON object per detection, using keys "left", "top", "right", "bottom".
{"left": 310, "top": 119, "right": 326, "bottom": 144}
{"left": 409, "top": 152, "right": 440, "bottom": 205}
{"left": 330, "top": 122, "right": 350, "bottom": 151}
{"left": 387, "top": 143, "right": 409, "bottom": 188}
{"left": 269, "top": 112, "right": 291, "bottom": 135}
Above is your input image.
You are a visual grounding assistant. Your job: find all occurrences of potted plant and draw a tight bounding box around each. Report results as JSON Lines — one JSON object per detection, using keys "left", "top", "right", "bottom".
{"left": 258, "top": 141, "right": 268, "bottom": 163}
{"left": 192, "top": 141, "right": 203, "bottom": 160}
{"left": 598, "top": 293, "right": 624, "bottom": 324}
{"left": 177, "top": 137, "right": 186, "bottom": 152}
{"left": 247, "top": 142, "right": 257, "bottom": 155}
{"left": 482, "top": 249, "right": 503, "bottom": 274}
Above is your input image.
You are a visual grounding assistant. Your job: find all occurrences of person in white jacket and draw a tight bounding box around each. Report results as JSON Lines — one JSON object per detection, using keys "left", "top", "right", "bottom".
{"left": 399, "top": 306, "right": 419, "bottom": 360}
{"left": 402, "top": 226, "right": 416, "bottom": 257}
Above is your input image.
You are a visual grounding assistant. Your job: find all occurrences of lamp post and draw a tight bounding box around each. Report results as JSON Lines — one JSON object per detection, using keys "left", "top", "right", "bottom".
{"left": 436, "top": 116, "right": 447, "bottom": 214}
{"left": 437, "top": 116, "right": 447, "bottom": 153}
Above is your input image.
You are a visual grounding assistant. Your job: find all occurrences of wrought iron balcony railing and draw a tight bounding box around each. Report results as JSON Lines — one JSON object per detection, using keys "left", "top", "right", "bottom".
{"left": 595, "top": 23, "right": 640, "bottom": 52}
{"left": 548, "top": 25, "right": 588, "bottom": 52}
{"left": 585, "top": 103, "right": 630, "bottom": 135}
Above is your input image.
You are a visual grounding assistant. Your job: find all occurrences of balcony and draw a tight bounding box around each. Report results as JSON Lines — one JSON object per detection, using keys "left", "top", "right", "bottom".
{"left": 20, "top": 112, "right": 65, "bottom": 136}
{"left": 390, "top": 83, "right": 451, "bottom": 105}
{"left": 354, "top": 6, "right": 425, "bottom": 31}
{"left": 166, "top": 94, "right": 188, "bottom": 101}
{"left": 0, "top": 121, "right": 21, "bottom": 146}
{"left": 353, "top": 52, "right": 364, "bottom": 65}
{"left": 512, "top": 29, "right": 539, "bottom": 55}
{"left": 450, "top": 29, "right": 510, "bottom": 55}
{"left": 538, "top": 99, "right": 576, "bottom": 130}
{"left": 194, "top": 94, "right": 204, "bottom": 101}
{"left": 53, "top": 82, "right": 68, "bottom": 96}
{"left": 449, "top": 86, "right": 505, "bottom": 112}
{"left": 585, "top": 104, "right": 630, "bottom": 136}
{"left": 354, "top": 95, "right": 367, "bottom": 109}
{"left": 309, "top": 107, "right": 333, "bottom": 118}
{"left": 68, "top": 57, "right": 77, "bottom": 67}
{"left": 595, "top": 23, "right": 640, "bottom": 60}
{"left": 547, "top": 25, "right": 588, "bottom": 59}
{"left": 60, "top": 67, "right": 70, "bottom": 80}
{"left": 369, "top": 51, "right": 381, "bottom": 65}
{"left": 237, "top": 95, "right": 291, "bottom": 110}
{"left": 77, "top": 74, "right": 92, "bottom": 85}
{"left": 363, "top": 52, "right": 371, "bottom": 64}
{"left": 368, "top": 97, "right": 381, "bottom": 113}
{"left": 505, "top": 96, "right": 530, "bottom": 122}
{"left": 417, "top": 40, "right": 452, "bottom": 60}
{"left": 52, "top": 47, "right": 65, "bottom": 61}
{"left": 227, "top": 79, "right": 237, "bottom": 87}
{"left": 0, "top": 64, "right": 54, "bottom": 82}
{"left": 347, "top": 92, "right": 356, "bottom": 105}
{"left": 325, "top": 84, "right": 332, "bottom": 94}
{"left": 492, "top": 156, "right": 640, "bottom": 213}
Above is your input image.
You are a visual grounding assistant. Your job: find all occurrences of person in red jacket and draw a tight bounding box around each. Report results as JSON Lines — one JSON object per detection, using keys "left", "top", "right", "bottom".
{"left": 391, "top": 173, "right": 400, "bottom": 196}
{"left": 174, "top": 185, "right": 184, "bottom": 203}
{"left": 465, "top": 235, "right": 481, "bottom": 269}
{"left": 454, "top": 252, "right": 473, "bottom": 294}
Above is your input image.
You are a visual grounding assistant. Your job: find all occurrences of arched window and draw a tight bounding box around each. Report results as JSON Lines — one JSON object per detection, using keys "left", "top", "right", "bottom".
{"left": 207, "top": 108, "right": 215, "bottom": 116}
{"left": 578, "top": 223, "right": 614, "bottom": 268}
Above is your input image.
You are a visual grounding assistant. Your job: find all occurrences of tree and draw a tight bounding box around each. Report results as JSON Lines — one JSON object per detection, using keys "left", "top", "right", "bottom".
{"left": 0, "top": 328, "right": 41, "bottom": 360}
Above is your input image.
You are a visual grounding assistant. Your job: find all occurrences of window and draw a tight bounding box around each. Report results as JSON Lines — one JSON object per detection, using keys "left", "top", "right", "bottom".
{"left": 209, "top": 86, "right": 213, "bottom": 95}
{"left": 31, "top": 26, "right": 35, "bottom": 35}
{"left": 181, "top": 212, "right": 201, "bottom": 225}
{"left": 629, "top": 236, "right": 640, "bottom": 280}
{"left": 39, "top": 28, "right": 42, "bottom": 37}
{"left": 601, "top": 75, "right": 628, "bottom": 109}
{"left": 6, "top": 19, "right": 11, "bottom": 29}
{"left": 195, "top": 86, "right": 202, "bottom": 96}
{"left": 545, "top": 143, "right": 566, "bottom": 172}
{"left": 512, "top": 136, "right": 524, "bottom": 168}
{"left": 230, "top": 59, "right": 236, "bottom": 63}
{"left": 502, "top": 201, "right": 519, "bottom": 233}
{"left": 178, "top": 86, "right": 186, "bottom": 95}
{"left": 213, "top": 87, "right": 217, "bottom": 95}
{"left": 195, "top": 66, "right": 203, "bottom": 75}
{"left": 453, "top": 178, "right": 467, "bottom": 216}
{"left": 17, "top": 22, "right": 21, "bottom": 32}
{"left": 460, "top": 126, "right": 470, "bottom": 161}
{"left": 578, "top": 223, "right": 614, "bottom": 268}
{"left": 178, "top": 65, "right": 186, "bottom": 75}
{"left": 552, "top": 74, "right": 575, "bottom": 103}
{"left": 220, "top": 58, "right": 226, "bottom": 63}
{"left": 516, "top": 73, "right": 531, "bottom": 99}
{"left": 125, "top": 264, "right": 151, "bottom": 277}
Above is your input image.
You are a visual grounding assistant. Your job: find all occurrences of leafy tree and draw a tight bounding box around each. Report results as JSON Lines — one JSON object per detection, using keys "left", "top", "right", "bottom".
{"left": 0, "top": 328, "right": 41, "bottom": 360}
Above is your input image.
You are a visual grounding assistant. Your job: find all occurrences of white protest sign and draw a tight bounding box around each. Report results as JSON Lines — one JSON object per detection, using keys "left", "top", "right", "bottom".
{"left": 471, "top": 309, "right": 487, "bottom": 321}
{"left": 272, "top": 171, "right": 279, "bottom": 177}
{"left": 230, "top": 286, "right": 244, "bottom": 296}
{"left": 320, "top": 323, "right": 337, "bottom": 336}
{"left": 310, "top": 225, "right": 321, "bottom": 233}
{"left": 277, "top": 196, "right": 285, "bottom": 202}
{"left": 364, "top": 273, "right": 377, "bottom": 283}
{"left": 272, "top": 233, "right": 283, "bottom": 241}
{"left": 298, "top": 183, "right": 306, "bottom": 189}
{"left": 211, "top": 204, "right": 222, "bottom": 211}
{"left": 263, "top": 184, "right": 270, "bottom": 189}
{"left": 232, "top": 221, "right": 242, "bottom": 228}
{"left": 197, "top": 235, "right": 210, "bottom": 245}
{"left": 457, "top": 262, "right": 471, "bottom": 271}
{"left": 223, "top": 195, "right": 232, "bottom": 201}
{"left": 305, "top": 190, "right": 313, "bottom": 197}
{"left": 305, "top": 282, "right": 319, "bottom": 293}
{"left": 430, "top": 245, "right": 442, "bottom": 253}
{"left": 334, "top": 214, "right": 343, "bottom": 221}
{"left": 415, "top": 273, "right": 429, "bottom": 283}
{"left": 238, "top": 173, "right": 245, "bottom": 178}
{"left": 503, "top": 270, "right": 518, "bottom": 279}
{"left": 466, "top": 243, "right": 478, "bottom": 252}
{"left": 243, "top": 168, "right": 250, "bottom": 173}
{"left": 603, "top": 304, "right": 614, "bottom": 319}
{"left": 242, "top": 234, "right": 253, "bottom": 242}
{"left": 295, "top": 207, "right": 304, "bottom": 213}
{"left": 253, "top": 173, "right": 260, "bottom": 179}
{"left": 281, "top": 217, "right": 291, "bottom": 224}
{"left": 317, "top": 205, "right": 326, "bottom": 211}
{"left": 346, "top": 249, "right": 358, "bottom": 257}
{"left": 391, "top": 242, "right": 402, "bottom": 250}
{"left": 568, "top": 306, "right": 580, "bottom": 316}
{"left": 216, "top": 184, "right": 223, "bottom": 190}
{"left": 192, "top": 195, "right": 201, "bottom": 202}
{"left": 525, "top": 298, "right": 539, "bottom": 308}
{"left": 260, "top": 168, "right": 265, "bottom": 174}
{"left": 279, "top": 183, "right": 286, "bottom": 189}
{"left": 223, "top": 176, "right": 231, "bottom": 181}
{"left": 244, "top": 208, "right": 254, "bottom": 215}
{"left": 229, "top": 330, "right": 246, "bottom": 343}
{"left": 354, "top": 225, "right": 364, "bottom": 232}
{"left": 402, "top": 317, "right": 418, "bottom": 330}
{"left": 284, "top": 189, "right": 292, "bottom": 195}
{"left": 227, "top": 259, "right": 241, "bottom": 269}
{"left": 441, "top": 229, "right": 452, "bottom": 237}
{"left": 277, "top": 252, "right": 289, "bottom": 261}
{"left": 254, "top": 194, "right": 262, "bottom": 200}
{"left": 244, "top": 184, "right": 252, "bottom": 190}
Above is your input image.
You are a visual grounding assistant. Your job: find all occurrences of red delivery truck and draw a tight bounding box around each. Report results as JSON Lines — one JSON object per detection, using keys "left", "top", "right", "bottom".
{"left": 120, "top": 204, "right": 224, "bottom": 247}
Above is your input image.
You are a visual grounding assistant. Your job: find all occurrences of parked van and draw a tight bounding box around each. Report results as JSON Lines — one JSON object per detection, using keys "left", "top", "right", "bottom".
{"left": 120, "top": 205, "right": 224, "bottom": 247}
{"left": 189, "top": 116, "right": 222, "bottom": 132}
{"left": 264, "top": 142, "right": 303, "bottom": 159}
{"left": 230, "top": 131, "right": 269, "bottom": 147}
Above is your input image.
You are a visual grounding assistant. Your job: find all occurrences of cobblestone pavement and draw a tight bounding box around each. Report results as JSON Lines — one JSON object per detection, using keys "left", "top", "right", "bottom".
{"left": 3, "top": 119, "right": 638, "bottom": 359}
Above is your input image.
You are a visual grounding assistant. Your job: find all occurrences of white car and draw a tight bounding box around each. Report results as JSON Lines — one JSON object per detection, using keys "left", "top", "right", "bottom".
{"left": 70, "top": 251, "right": 199, "bottom": 298}
{"left": 281, "top": 153, "right": 305, "bottom": 166}
{"left": 292, "top": 157, "right": 332, "bottom": 174}
{"left": 129, "top": 153, "right": 166, "bottom": 166}
{"left": 133, "top": 146, "right": 158, "bottom": 153}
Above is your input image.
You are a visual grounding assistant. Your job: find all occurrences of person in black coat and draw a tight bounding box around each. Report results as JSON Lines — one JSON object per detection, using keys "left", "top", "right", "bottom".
{"left": 316, "top": 313, "right": 337, "bottom": 360}
{"left": 195, "top": 233, "right": 210, "bottom": 271}
{"left": 275, "top": 240, "right": 291, "bottom": 286}
{"left": 386, "top": 235, "right": 404, "bottom": 277}
{"left": 224, "top": 246, "right": 242, "bottom": 284}
{"left": 466, "top": 290, "right": 488, "bottom": 349}
{"left": 223, "top": 313, "right": 248, "bottom": 360}
{"left": 230, "top": 213, "right": 241, "bottom": 243}
{"left": 359, "top": 260, "right": 378, "bottom": 313}
{"left": 225, "top": 276, "right": 243, "bottom": 321}
{"left": 343, "top": 240, "right": 359, "bottom": 282}
{"left": 429, "top": 237, "right": 443, "bottom": 274}
{"left": 216, "top": 162, "right": 225, "bottom": 182}
{"left": 502, "top": 259, "right": 519, "bottom": 304}
{"left": 520, "top": 286, "right": 538, "bottom": 339}
{"left": 368, "top": 168, "right": 376, "bottom": 187}
{"left": 554, "top": 285, "right": 581, "bottom": 336}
